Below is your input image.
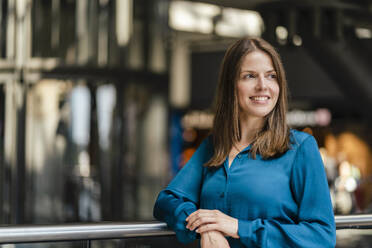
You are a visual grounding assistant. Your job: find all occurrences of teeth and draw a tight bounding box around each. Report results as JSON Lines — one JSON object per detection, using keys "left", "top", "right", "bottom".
{"left": 251, "top": 96, "right": 269, "bottom": 101}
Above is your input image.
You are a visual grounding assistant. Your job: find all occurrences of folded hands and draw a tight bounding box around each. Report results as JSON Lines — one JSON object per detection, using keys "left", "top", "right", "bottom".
{"left": 186, "top": 209, "right": 239, "bottom": 248}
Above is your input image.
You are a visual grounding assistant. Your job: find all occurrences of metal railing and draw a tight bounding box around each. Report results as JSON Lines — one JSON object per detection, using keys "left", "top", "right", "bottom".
{"left": 0, "top": 222, "right": 173, "bottom": 244}
{"left": 0, "top": 215, "right": 371, "bottom": 244}
{"left": 335, "top": 214, "right": 372, "bottom": 229}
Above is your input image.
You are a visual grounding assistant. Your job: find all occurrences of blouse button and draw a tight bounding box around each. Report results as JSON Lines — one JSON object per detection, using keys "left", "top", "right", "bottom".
{"left": 237, "top": 154, "right": 241, "bottom": 159}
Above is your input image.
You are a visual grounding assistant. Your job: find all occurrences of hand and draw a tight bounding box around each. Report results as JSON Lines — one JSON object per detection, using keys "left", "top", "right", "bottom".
{"left": 186, "top": 209, "right": 239, "bottom": 238}
{"left": 200, "top": 231, "right": 230, "bottom": 248}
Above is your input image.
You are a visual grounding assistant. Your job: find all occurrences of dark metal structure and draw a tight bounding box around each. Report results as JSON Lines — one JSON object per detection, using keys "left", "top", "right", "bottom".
{"left": 0, "top": 0, "right": 170, "bottom": 225}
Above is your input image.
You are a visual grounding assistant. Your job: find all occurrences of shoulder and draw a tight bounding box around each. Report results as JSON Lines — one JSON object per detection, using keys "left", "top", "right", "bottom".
{"left": 290, "top": 129, "right": 317, "bottom": 149}
{"left": 289, "top": 130, "right": 326, "bottom": 181}
{"left": 187, "top": 135, "right": 214, "bottom": 164}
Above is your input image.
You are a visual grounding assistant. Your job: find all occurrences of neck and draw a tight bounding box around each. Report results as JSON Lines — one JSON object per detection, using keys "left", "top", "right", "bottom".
{"left": 239, "top": 115, "right": 265, "bottom": 144}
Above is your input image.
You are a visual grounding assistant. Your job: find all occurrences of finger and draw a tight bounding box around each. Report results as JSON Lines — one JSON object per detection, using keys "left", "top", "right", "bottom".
{"left": 189, "top": 217, "right": 216, "bottom": 231}
{"left": 186, "top": 211, "right": 217, "bottom": 228}
{"left": 186, "top": 209, "right": 214, "bottom": 221}
{"left": 187, "top": 214, "right": 211, "bottom": 230}
{"left": 186, "top": 209, "right": 200, "bottom": 221}
{"left": 186, "top": 209, "right": 203, "bottom": 222}
{"left": 186, "top": 210, "right": 203, "bottom": 228}
{"left": 186, "top": 209, "right": 200, "bottom": 222}
{"left": 196, "top": 223, "right": 220, "bottom": 234}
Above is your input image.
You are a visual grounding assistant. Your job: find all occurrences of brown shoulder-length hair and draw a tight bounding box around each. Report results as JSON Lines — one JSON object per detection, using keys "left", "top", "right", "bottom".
{"left": 205, "top": 37, "right": 290, "bottom": 167}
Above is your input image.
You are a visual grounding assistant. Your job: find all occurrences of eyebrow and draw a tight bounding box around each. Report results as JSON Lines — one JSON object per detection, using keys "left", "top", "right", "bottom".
{"left": 240, "top": 69, "right": 276, "bottom": 74}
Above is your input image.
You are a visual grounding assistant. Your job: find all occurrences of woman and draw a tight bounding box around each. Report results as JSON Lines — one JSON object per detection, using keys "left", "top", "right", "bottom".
{"left": 153, "top": 37, "right": 336, "bottom": 247}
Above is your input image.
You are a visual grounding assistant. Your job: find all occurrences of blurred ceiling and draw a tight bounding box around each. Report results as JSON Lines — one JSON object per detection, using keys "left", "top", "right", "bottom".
{"left": 180, "top": 0, "right": 372, "bottom": 120}
{"left": 185, "top": 0, "right": 372, "bottom": 9}
{"left": 183, "top": 0, "right": 372, "bottom": 28}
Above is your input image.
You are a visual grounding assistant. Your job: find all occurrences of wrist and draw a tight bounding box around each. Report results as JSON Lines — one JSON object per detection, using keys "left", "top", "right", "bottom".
{"left": 232, "top": 218, "right": 240, "bottom": 239}
{"left": 202, "top": 231, "right": 225, "bottom": 243}
{"left": 202, "top": 230, "right": 222, "bottom": 237}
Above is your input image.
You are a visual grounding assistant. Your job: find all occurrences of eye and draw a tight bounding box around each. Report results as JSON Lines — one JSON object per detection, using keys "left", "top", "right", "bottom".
{"left": 267, "top": 73, "right": 277, "bottom": 79}
{"left": 243, "top": 73, "right": 255, "bottom": 79}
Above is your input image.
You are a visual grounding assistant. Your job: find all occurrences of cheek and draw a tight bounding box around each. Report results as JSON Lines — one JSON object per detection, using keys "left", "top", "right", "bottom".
{"left": 237, "top": 84, "right": 250, "bottom": 98}
{"left": 237, "top": 85, "right": 252, "bottom": 107}
{"left": 236, "top": 85, "right": 244, "bottom": 101}
{"left": 272, "top": 84, "right": 280, "bottom": 101}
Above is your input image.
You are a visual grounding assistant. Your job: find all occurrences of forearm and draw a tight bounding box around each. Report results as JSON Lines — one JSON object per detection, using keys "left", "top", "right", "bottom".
{"left": 153, "top": 190, "right": 199, "bottom": 244}
{"left": 201, "top": 231, "right": 230, "bottom": 248}
{"left": 238, "top": 218, "right": 335, "bottom": 248}
{"left": 188, "top": 209, "right": 334, "bottom": 248}
{"left": 203, "top": 231, "right": 224, "bottom": 242}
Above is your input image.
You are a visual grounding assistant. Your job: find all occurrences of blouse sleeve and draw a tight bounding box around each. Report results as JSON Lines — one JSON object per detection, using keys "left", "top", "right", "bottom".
{"left": 153, "top": 137, "right": 213, "bottom": 244}
{"left": 237, "top": 135, "right": 336, "bottom": 248}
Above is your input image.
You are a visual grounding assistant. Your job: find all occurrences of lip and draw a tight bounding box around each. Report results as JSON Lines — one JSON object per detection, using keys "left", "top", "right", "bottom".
{"left": 249, "top": 95, "right": 271, "bottom": 104}
{"left": 249, "top": 95, "right": 271, "bottom": 99}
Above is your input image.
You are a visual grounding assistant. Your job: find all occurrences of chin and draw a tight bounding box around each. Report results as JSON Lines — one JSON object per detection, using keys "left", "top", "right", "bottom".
{"left": 240, "top": 105, "right": 276, "bottom": 119}
{"left": 248, "top": 109, "right": 273, "bottom": 118}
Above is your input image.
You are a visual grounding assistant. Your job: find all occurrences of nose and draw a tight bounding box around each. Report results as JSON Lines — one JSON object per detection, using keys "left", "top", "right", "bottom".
{"left": 255, "top": 74, "right": 267, "bottom": 91}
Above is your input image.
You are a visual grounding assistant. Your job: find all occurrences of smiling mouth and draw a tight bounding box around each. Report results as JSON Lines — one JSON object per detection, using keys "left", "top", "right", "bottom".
{"left": 249, "top": 96, "right": 270, "bottom": 101}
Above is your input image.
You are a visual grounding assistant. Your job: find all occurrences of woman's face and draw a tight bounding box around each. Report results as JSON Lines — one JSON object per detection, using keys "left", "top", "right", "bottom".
{"left": 237, "top": 50, "right": 280, "bottom": 120}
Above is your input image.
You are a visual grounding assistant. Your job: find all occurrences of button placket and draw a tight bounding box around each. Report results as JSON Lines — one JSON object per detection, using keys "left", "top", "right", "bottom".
{"left": 223, "top": 159, "right": 230, "bottom": 207}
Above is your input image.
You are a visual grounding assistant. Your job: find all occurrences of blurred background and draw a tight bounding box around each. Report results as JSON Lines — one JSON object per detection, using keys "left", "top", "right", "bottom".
{"left": 1, "top": 0, "right": 372, "bottom": 246}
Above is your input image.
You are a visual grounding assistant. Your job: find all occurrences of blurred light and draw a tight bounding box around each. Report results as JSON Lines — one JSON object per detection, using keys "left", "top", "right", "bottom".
{"left": 345, "top": 177, "right": 357, "bottom": 192}
{"left": 315, "top": 108, "right": 332, "bottom": 126}
{"left": 78, "top": 151, "right": 90, "bottom": 177}
{"left": 215, "top": 9, "right": 263, "bottom": 37}
{"left": 169, "top": 1, "right": 219, "bottom": 34}
{"left": 71, "top": 85, "right": 91, "bottom": 146}
{"left": 169, "top": 1, "right": 263, "bottom": 37}
{"left": 292, "top": 34, "right": 302, "bottom": 46}
{"left": 319, "top": 147, "right": 327, "bottom": 163}
{"left": 170, "top": 37, "right": 190, "bottom": 108}
{"left": 276, "top": 26, "right": 288, "bottom": 40}
{"left": 339, "top": 161, "right": 351, "bottom": 177}
{"left": 116, "top": 0, "right": 132, "bottom": 46}
{"left": 16, "top": 0, "right": 26, "bottom": 18}
{"left": 193, "top": 2, "right": 220, "bottom": 16}
{"left": 29, "top": 58, "right": 59, "bottom": 70}
{"left": 97, "top": 84, "right": 116, "bottom": 150}
{"left": 355, "top": 28, "right": 372, "bottom": 39}
{"left": 181, "top": 111, "right": 214, "bottom": 129}
{"left": 287, "top": 108, "right": 331, "bottom": 127}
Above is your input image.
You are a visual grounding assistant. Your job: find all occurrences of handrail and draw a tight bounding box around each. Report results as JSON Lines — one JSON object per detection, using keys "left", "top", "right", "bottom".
{"left": 335, "top": 214, "right": 372, "bottom": 228}
{"left": 0, "top": 215, "right": 371, "bottom": 244}
{"left": 0, "top": 221, "right": 174, "bottom": 244}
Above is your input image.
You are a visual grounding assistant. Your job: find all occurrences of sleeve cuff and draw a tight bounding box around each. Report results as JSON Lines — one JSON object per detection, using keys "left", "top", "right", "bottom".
{"left": 173, "top": 202, "right": 198, "bottom": 243}
{"left": 238, "top": 219, "right": 266, "bottom": 247}
{"left": 238, "top": 219, "right": 252, "bottom": 239}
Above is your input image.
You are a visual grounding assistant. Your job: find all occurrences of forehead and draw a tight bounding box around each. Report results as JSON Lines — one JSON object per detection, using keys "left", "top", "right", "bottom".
{"left": 240, "top": 50, "right": 274, "bottom": 71}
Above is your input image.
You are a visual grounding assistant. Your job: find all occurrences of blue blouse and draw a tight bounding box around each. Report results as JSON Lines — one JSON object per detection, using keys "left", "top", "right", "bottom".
{"left": 153, "top": 130, "right": 336, "bottom": 247}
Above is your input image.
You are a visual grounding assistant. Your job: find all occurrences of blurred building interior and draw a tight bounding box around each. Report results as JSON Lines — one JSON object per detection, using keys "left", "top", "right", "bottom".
{"left": 1, "top": 0, "right": 372, "bottom": 229}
